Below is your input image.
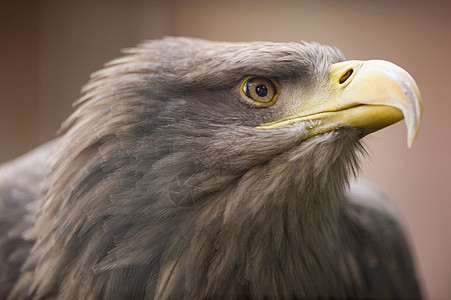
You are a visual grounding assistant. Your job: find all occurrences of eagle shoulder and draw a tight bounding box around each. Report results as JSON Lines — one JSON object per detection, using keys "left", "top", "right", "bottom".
{"left": 341, "top": 181, "right": 423, "bottom": 299}
{"left": 0, "top": 140, "right": 55, "bottom": 298}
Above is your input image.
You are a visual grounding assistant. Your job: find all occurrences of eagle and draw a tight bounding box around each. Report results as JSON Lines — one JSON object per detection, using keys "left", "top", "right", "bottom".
{"left": 0, "top": 37, "right": 422, "bottom": 299}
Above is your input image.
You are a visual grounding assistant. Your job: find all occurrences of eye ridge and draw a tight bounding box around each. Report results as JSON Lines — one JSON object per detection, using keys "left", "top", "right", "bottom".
{"left": 240, "top": 76, "right": 278, "bottom": 105}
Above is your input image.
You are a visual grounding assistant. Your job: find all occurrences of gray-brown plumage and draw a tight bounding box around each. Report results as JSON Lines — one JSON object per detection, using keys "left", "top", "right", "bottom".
{"left": 0, "top": 37, "right": 422, "bottom": 299}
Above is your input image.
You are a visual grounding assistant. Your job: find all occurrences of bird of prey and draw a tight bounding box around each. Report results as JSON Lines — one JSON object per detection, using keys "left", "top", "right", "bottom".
{"left": 0, "top": 37, "right": 422, "bottom": 299}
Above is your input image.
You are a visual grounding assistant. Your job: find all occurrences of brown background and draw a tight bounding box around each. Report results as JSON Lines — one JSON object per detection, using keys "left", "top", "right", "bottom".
{"left": 1, "top": 0, "right": 450, "bottom": 298}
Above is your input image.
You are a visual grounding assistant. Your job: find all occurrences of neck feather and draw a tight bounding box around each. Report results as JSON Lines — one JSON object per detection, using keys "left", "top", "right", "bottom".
{"left": 155, "top": 129, "right": 364, "bottom": 298}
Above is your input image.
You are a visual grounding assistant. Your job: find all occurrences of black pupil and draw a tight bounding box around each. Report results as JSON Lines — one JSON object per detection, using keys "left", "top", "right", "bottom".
{"left": 255, "top": 84, "right": 268, "bottom": 97}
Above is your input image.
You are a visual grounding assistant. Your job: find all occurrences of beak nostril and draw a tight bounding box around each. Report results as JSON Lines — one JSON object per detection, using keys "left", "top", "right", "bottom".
{"left": 339, "top": 69, "right": 354, "bottom": 84}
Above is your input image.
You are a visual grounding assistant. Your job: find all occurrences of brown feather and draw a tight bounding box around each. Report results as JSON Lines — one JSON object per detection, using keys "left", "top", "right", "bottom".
{"left": 0, "top": 37, "right": 421, "bottom": 299}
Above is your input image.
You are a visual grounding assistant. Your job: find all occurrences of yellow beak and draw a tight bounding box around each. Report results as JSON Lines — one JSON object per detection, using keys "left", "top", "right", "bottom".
{"left": 256, "top": 60, "right": 423, "bottom": 148}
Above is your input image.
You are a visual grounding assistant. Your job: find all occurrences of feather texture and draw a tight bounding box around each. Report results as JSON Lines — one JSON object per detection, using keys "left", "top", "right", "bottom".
{"left": 0, "top": 37, "right": 421, "bottom": 299}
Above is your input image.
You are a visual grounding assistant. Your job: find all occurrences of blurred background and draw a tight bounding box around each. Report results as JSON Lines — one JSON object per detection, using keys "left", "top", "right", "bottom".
{"left": 1, "top": 0, "right": 450, "bottom": 298}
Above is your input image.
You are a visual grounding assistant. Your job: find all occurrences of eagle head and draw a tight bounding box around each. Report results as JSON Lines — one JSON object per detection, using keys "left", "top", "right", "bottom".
{"left": 14, "top": 37, "right": 422, "bottom": 299}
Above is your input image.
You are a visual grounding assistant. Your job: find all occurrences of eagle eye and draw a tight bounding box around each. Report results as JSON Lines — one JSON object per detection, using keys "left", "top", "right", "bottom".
{"left": 241, "top": 77, "right": 278, "bottom": 105}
